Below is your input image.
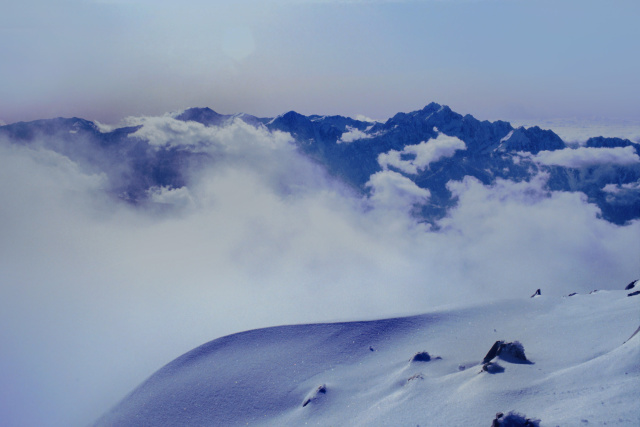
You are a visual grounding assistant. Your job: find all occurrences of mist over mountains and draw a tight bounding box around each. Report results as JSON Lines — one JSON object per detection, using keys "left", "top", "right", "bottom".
{"left": 1, "top": 103, "right": 639, "bottom": 427}
{"left": 2, "top": 102, "right": 639, "bottom": 225}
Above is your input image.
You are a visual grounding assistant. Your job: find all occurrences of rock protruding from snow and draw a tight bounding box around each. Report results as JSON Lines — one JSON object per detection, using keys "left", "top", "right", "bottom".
{"left": 483, "top": 341, "right": 504, "bottom": 364}
{"left": 410, "top": 351, "right": 432, "bottom": 362}
{"left": 498, "top": 341, "right": 530, "bottom": 364}
{"left": 625, "top": 279, "right": 638, "bottom": 290}
{"left": 491, "top": 411, "right": 540, "bottom": 427}
{"left": 483, "top": 340, "right": 530, "bottom": 365}
{"left": 302, "top": 384, "right": 327, "bottom": 407}
{"left": 530, "top": 289, "right": 541, "bottom": 298}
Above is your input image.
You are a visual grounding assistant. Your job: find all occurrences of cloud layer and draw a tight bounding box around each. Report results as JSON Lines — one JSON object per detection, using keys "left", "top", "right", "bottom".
{"left": 1, "top": 119, "right": 638, "bottom": 427}
{"left": 378, "top": 133, "right": 467, "bottom": 174}
{"left": 530, "top": 146, "right": 640, "bottom": 168}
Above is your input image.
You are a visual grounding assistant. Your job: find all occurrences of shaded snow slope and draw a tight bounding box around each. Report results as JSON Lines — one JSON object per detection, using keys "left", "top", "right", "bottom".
{"left": 96, "top": 290, "right": 640, "bottom": 426}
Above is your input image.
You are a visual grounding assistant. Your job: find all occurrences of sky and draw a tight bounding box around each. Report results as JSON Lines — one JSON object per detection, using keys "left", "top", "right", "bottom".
{"left": 2, "top": 0, "right": 640, "bottom": 125}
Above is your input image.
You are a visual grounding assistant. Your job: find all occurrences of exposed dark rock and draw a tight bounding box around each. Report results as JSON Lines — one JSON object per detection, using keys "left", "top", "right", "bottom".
{"left": 530, "top": 289, "right": 541, "bottom": 298}
{"left": 302, "top": 384, "right": 327, "bottom": 407}
{"left": 483, "top": 340, "right": 530, "bottom": 364}
{"left": 411, "top": 351, "right": 432, "bottom": 362}
{"left": 498, "top": 341, "right": 530, "bottom": 364}
{"left": 628, "top": 291, "right": 640, "bottom": 297}
{"left": 483, "top": 341, "right": 504, "bottom": 364}
{"left": 625, "top": 280, "right": 637, "bottom": 290}
{"left": 491, "top": 411, "right": 540, "bottom": 426}
{"left": 567, "top": 292, "right": 578, "bottom": 297}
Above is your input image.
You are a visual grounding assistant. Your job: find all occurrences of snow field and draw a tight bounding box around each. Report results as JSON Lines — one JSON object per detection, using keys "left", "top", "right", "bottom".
{"left": 96, "top": 290, "right": 640, "bottom": 426}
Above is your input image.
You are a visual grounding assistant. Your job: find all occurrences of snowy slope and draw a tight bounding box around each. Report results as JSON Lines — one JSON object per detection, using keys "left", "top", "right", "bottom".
{"left": 96, "top": 290, "right": 640, "bottom": 426}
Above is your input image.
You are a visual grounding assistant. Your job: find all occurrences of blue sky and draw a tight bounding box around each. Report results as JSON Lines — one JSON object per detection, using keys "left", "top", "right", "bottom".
{"left": 2, "top": 0, "right": 639, "bottom": 123}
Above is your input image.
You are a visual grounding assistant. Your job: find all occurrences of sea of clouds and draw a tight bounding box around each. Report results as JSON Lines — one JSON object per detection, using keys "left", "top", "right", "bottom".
{"left": 0, "top": 116, "right": 638, "bottom": 427}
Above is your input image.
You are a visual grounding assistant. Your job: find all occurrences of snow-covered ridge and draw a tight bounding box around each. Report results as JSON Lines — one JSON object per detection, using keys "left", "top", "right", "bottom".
{"left": 96, "top": 289, "right": 640, "bottom": 426}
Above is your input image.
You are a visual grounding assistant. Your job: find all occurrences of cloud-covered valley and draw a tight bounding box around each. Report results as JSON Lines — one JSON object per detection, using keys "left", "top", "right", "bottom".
{"left": 0, "top": 116, "right": 638, "bottom": 427}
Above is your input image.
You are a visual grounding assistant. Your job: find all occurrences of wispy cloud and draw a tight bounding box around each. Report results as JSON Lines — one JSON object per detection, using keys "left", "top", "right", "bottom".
{"left": 378, "top": 132, "right": 467, "bottom": 174}
{"left": 528, "top": 146, "right": 640, "bottom": 168}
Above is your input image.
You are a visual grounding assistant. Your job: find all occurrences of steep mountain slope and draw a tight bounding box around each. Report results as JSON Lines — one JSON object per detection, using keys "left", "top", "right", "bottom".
{"left": 95, "top": 289, "right": 640, "bottom": 426}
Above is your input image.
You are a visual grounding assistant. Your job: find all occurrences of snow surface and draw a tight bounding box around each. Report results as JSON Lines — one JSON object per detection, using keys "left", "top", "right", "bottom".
{"left": 96, "top": 290, "right": 640, "bottom": 426}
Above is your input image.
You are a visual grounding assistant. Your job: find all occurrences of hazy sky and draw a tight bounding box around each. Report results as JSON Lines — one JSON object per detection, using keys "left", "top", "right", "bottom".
{"left": 2, "top": 0, "right": 639, "bottom": 124}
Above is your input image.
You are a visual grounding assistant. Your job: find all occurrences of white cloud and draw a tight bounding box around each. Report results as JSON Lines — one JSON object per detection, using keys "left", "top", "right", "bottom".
{"left": 530, "top": 146, "right": 640, "bottom": 168}
{"left": 378, "top": 133, "right": 466, "bottom": 174}
{"left": 126, "top": 115, "right": 293, "bottom": 151}
{"left": 439, "top": 173, "right": 639, "bottom": 294}
{"left": 603, "top": 180, "right": 640, "bottom": 194}
{"left": 338, "top": 126, "right": 372, "bottom": 143}
{"left": 602, "top": 179, "right": 640, "bottom": 206}
{"left": 365, "top": 170, "right": 430, "bottom": 212}
{"left": 146, "top": 186, "right": 195, "bottom": 209}
{"left": 353, "top": 114, "right": 380, "bottom": 123}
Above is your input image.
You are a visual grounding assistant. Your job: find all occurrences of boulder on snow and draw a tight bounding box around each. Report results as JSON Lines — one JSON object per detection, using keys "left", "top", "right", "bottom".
{"left": 624, "top": 280, "right": 637, "bottom": 290}
{"left": 410, "top": 351, "right": 432, "bottom": 362}
{"left": 483, "top": 340, "right": 530, "bottom": 364}
{"left": 628, "top": 290, "right": 640, "bottom": 297}
{"left": 482, "top": 341, "right": 504, "bottom": 364}
{"left": 530, "top": 289, "right": 541, "bottom": 298}
{"left": 302, "top": 384, "right": 327, "bottom": 407}
{"left": 498, "top": 341, "right": 530, "bottom": 364}
{"left": 491, "top": 411, "right": 540, "bottom": 426}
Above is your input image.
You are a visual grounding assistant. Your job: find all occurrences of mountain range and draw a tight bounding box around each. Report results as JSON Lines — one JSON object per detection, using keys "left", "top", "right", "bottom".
{"left": 1, "top": 102, "right": 638, "bottom": 225}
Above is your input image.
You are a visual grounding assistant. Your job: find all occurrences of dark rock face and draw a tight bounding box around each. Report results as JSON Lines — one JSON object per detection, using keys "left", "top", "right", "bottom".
{"left": 498, "top": 342, "right": 529, "bottom": 364}
{"left": 410, "top": 351, "right": 432, "bottom": 362}
{"left": 625, "top": 280, "right": 637, "bottom": 290}
{"left": 585, "top": 136, "right": 636, "bottom": 149}
{"left": 492, "top": 411, "right": 540, "bottom": 427}
{"left": 483, "top": 341, "right": 504, "bottom": 364}
{"left": 501, "top": 126, "right": 565, "bottom": 154}
{"left": 530, "top": 289, "right": 542, "bottom": 298}
{"left": 483, "top": 340, "right": 530, "bottom": 365}
{"left": 175, "top": 107, "right": 227, "bottom": 127}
